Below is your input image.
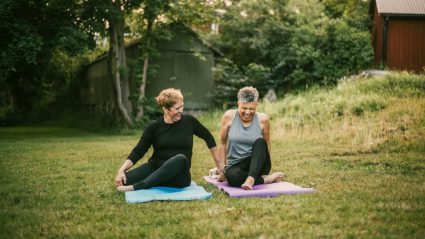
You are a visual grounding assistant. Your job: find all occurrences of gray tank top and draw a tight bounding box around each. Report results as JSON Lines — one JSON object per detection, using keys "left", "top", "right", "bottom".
{"left": 226, "top": 112, "right": 263, "bottom": 168}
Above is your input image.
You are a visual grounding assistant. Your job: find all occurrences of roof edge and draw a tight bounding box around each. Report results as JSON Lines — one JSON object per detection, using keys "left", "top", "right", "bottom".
{"left": 379, "top": 13, "right": 425, "bottom": 17}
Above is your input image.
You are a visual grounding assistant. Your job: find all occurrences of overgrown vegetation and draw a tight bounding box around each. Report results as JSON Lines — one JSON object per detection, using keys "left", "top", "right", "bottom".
{"left": 1, "top": 0, "right": 374, "bottom": 128}
{"left": 210, "top": 0, "right": 373, "bottom": 107}
{"left": 263, "top": 72, "right": 425, "bottom": 151}
{"left": 0, "top": 0, "right": 92, "bottom": 124}
{"left": 1, "top": 72, "right": 423, "bottom": 238}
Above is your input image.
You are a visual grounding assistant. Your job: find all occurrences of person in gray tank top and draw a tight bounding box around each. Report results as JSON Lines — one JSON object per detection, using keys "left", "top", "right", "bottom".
{"left": 218, "top": 86, "right": 284, "bottom": 190}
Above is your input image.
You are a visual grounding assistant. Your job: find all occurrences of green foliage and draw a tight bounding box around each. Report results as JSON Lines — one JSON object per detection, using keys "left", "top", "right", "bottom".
{"left": 320, "top": 0, "right": 347, "bottom": 18}
{"left": 321, "top": 0, "right": 371, "bottom": 31}
{"left": 315, "top": 20, "right": 374, "bottom": 84}
{"left": 211, "top": 0, "right": 290, "bottom": 67}
{"left": 210, "top": 0, "right": 373, "bottom": 106}
{"left": 212, "top": 59, "right": 273, "bottom": 108}
{"left": 0, "top": 0, "right": 92, "bottom": 122}
{"left": 343, "top": 1, "right": 372, "bottom": 31}
{"left": 134, "top": 97, "right": 163, "bottom": 127}
{"left": 211, "top": 58, "right": 246, "bottom": 108}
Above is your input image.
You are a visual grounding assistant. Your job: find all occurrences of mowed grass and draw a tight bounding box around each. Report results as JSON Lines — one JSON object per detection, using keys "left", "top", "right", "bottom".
{"left": 1, "top": 72, "right": 424, "bottom": 238}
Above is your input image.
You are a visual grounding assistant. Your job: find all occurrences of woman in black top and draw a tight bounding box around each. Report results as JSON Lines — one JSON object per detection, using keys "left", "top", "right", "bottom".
{"left": 115, "top": 88, "right": 225, "bottom": 192}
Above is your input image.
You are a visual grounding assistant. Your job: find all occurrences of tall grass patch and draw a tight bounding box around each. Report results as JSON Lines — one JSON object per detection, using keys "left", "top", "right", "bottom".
{"left": 259, "top": 72, "right": 425, "bottom": 152}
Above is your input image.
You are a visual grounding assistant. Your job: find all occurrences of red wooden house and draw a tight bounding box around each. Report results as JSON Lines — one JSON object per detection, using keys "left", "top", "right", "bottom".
{"left": 370, "top": 0, "right": 425, "bottom": 72}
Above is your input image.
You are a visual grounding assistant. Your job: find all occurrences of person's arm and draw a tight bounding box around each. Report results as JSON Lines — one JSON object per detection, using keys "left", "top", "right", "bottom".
{"left": 115, "top": 121, "right": 155, "bottom": 187}
{"left": 127, "top": 124, "right": 155, "bottom": 164}
{"left": 191, "top": 115, "right": 216, "bottom": 149}
{"left": 218, "top": 110, "right": 234, "bottom": 170}
{"left": 115, "top": 159, "right": 133, "bottom": 187}
{"left": 209, "top": 146, "right": 225, "bottom": 173}
{"left": 259, "top": 113, "right": 271, "bottom": 153}
{"left": 190, "top": 115, "right": 226, "bottom": 174}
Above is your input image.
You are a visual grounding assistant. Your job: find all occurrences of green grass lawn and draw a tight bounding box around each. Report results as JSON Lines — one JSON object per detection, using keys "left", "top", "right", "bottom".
{"left": 1, "top": 73, "right": 424, "bottom": 238}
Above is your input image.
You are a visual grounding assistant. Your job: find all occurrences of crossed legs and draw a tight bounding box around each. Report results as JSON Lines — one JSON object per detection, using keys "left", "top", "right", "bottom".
{"left": 225, "top": 138, "right": 284, "bottom": 190}
{"left": 117, "top": 154, "right": 191, "bottom": 192}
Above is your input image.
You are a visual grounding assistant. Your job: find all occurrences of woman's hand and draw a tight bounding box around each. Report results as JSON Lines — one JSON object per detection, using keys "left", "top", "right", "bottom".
{"left": 115, "top": 159, "right": 133, "bottom": 187}
{"left": 115, "top": 171, "right": 127, "bottom": 187}
{"left": 217, "top": 171, "right": 226, "bottom": 182}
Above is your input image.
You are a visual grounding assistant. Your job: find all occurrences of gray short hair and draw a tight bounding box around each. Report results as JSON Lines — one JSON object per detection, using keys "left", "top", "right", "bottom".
{"left": 237, "top": 86, "right": 259, "bottom": 103}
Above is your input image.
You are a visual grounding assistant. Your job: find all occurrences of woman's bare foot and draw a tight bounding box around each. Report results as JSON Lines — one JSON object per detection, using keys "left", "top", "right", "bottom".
{"left": 241, "top": 176, "right": 255, "bottom": 190}
{"left": 262, "top": 172, "right": 285, "bottom": 184}
{"left": 117, "top": 185, "right": 134, "bottom": 192}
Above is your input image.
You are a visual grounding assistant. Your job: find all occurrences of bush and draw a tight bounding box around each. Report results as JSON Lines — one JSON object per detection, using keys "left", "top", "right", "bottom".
{"left": 212, "top": 58, "right": 274, "bottom": 108}
{"left": 315, "top": 20, "right": 374, "bottom": 85}
{"left": 210, "top": 0, "right": 374, "bottom": 104}
{"left": 211, "top": 58, "right": 248, "bottom": 108}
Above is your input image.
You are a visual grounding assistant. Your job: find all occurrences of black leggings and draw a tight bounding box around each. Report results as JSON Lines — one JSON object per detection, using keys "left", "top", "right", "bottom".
{"left": 225, "top": 138, "right": 271, "bottom": 187}
{"left": 124, "top": 154, "right": 191, "bottom": 190}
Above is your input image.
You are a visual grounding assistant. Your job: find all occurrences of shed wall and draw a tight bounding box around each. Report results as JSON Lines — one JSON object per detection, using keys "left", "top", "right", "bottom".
{"left": 81, "top": 30, "right": 215, "bottom": 110}
{"left": 386, "top": 18, "right": 425, "bottom": 72}
{"left": 372, "top": 4, "right": 425, "bottom": 72}
{"left": 146, "top": 51, "right": 214, "bottom": 109}
{"left": 81, "top": 59, "right": 115, "bottom": 106}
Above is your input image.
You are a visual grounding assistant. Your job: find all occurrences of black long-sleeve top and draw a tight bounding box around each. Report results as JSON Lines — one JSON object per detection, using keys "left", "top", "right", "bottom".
{"left": 127, "top": 114, "right": 216, "bottom": 168}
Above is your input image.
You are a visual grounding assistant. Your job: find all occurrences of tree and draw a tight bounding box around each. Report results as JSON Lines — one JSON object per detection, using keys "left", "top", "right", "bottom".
{"left": 321, "top": 0, "right": 371, "bottom": 31}
{"left": 81, "top": 0, "right": 195, "bottom": 125}
{"left": 0, "top": 0, "right": 90, "bottom": 117}
{"left": 132, "top": 0, "right": 215, "bottom": 121}
{"left": 81, "top": 0, "right": 142, "bottom": 127}
{"left": 133, "top": 1, "right": 172, "bottom": 121}
{"left": 207, "top": 0, "right": 291, "bottom": 92}
{"left": 208, "top": 0, "right": 373, "bottom": 105}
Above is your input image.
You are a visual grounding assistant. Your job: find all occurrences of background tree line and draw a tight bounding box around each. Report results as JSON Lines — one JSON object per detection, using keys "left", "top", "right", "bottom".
{"left": 208, "top": 0, "right": 373, "bottom": 107}
{"left": 0, "top": 0, "right": 373, "bottom": 128}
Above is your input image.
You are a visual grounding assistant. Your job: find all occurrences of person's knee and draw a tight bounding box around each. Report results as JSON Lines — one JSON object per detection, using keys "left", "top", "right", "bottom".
{"left": 226, "top": 176, "right": 245, "bottom": 187}
{"left": 225, "top": 169, "right": 245, "bottom": 187}
{"left": 253, "top": 138, "right": 267, "bottom": 148}
{"left": 175, "top": 154, "right": 187, "bottom": 160}
{"left": 172, "top": 154, "right": 188, "bottom": 166}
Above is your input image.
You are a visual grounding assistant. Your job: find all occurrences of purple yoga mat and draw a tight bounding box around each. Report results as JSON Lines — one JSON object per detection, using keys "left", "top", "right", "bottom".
{"left": 203, "top": 176, "right": 314, "bottom": 198}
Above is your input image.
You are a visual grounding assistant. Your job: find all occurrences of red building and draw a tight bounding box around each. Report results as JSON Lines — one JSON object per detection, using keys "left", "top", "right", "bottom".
{"left": 370, "top": 0, "right": 425, "bottom": 72}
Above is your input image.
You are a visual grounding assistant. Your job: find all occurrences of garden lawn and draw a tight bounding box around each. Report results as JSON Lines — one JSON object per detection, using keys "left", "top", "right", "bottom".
{"left": 1, "top": 73, "right": 424, "bottom": 238}
{"left": 0, "top": 126, "right": 423, "bottom": 238}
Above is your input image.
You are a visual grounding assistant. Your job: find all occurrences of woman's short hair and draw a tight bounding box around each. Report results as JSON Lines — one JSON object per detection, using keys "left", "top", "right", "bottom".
{"left": 155, "top": 88, "right": 184, "bottom": 108}
{"left": 237, "top": 86, "right": 259, "bottom": 103}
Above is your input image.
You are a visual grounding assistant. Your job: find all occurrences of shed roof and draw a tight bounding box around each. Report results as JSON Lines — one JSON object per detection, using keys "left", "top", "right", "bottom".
{"left": 86, "top": 23, "right": 222, "bottom": 67}
{"left": 375, "top": 0, "right": 425, "bottom": 16}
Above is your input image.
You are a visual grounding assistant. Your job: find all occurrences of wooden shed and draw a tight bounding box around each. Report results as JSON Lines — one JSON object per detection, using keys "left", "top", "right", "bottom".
{"left": 80, "top": 24, "right": 220, "bottom": 112}
{"left": 370, "top": 0, "right": 425, "bottom": 72}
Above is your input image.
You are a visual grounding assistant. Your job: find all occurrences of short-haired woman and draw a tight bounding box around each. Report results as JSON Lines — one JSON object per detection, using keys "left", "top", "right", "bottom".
{"left": 115, "top": 88, "right": 224, "bottom": 192}
{"left": 219, "top": 86, "right": 284, "bottom": 190}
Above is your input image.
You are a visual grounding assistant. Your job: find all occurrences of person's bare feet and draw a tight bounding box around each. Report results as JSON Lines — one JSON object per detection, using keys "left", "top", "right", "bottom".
{"left": 241, "top": 176, "right": 255, "bottom": 190}
{"left": 262, "top": 172, "right": 285, "bottom": 184}
{"left": 117, "top": 185, "right": 134, "bottom": 192}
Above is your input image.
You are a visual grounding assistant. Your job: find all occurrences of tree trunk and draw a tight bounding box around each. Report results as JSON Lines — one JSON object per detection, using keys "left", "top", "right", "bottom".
{"left": 135, "top": 18, "right": 154, "bottom": 121}
{"left": 5, "top": 76, "right": 21, "bottom": 112}
{"left": 109, "top": 10, "right": 134, "bottom": 127}
{"left": 136, "top": 57, "right": 148, "bottom": 121}
{"left": 5, "top": 73, "right": 32, "bottom": 113}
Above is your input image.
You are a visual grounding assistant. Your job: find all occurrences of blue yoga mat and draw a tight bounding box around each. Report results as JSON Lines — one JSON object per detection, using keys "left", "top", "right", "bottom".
{"left": 125, "top": 182, "right": 212, "bottom": 203}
